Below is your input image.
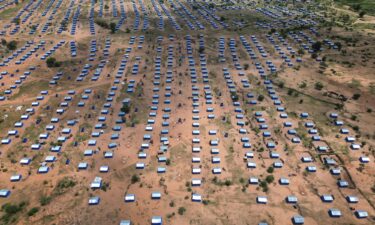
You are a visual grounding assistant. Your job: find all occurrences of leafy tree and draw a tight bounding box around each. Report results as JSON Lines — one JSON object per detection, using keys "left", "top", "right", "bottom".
{"left": 265, "top": 175, "right": 274, "bottom": 184}
{"left": 6, "top": 41, "right": 17, "bottom": 50}
{"left": 178, "top": 207, "right": 186, "bottom": 215}
{"left": 314, "top": 82, "right": 324, "bottom": 91}
{"left": 46, "top": 57, "right": 61, "bottom": 67}
{"left": 131, "top": 174, "right": 140, "bottom": 184}
{"left": 352, "top": 93, "right": 361, "bottom": 100}
{"left": 244, "top": 63, "right": 249, "bottom": 70}
{"left": 110, "top": 22, "right": 116, "bottom": 33}
{"left": 121, "top": 104, "right": 131, "bottom": 113}
{"left": 198, "top": 46, "right": 205, "bottom": 54}
{"left": 311, "top": 41, "right": 322, "bottom": 52}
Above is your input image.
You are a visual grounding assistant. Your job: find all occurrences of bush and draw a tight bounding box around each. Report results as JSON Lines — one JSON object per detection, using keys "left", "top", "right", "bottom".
{"left": 95, "top": 19, "right": 109, "bottom": 29}
{"left": 257, "top": 95, "right": 264, "bottom": 102}
{"left": 259, "top": 181, "right": 268, "bottom": 192}
{"left": 40, "top": 196, "right": 52, "bottom": 206}
{"left": 198, "top": 46, "right": 205, "bottom": 54}
{"left": 27, "top": 207, "right": 39, "bottom": 217}
{"left": 231, "top": 94, "right": 239, "bottom": 102}
{"left": 53, "top": 177, "right": 76, "bottom": 195}
{"left": 121, "top": 104, "right": 131, "bottom": 113}
{"left": 110, "top": 22, "right": 116, "bottom": 33}
{"left": 312, "top": 41, "right": 322, "bottom": 52}
{"left": 6, "top": 41, "right": 17, "bottom": 50}
{"left": 314, "top": 82, "right": 324, "bottom": 91}
{"left": 267, "top": 167, "right": 274, "bottom": 173}
{"left": 46, "top": 57, "right": 61, "bottom": 67}
{"left": 131, "top": 174, "right": 140, "bottom": 184}
{"left": 244, "top": 63, "right": 249, "bottom": 70}
{"left": 178, "top": 207, "right": 186, "bottom": 215}
{"left": 352, "top": 93, "right": 361, "bottom": 100}
{"left": 224, "top": 180, "right": 232, "bottom": 186}
{"left": 265, "top": 175, "right": 274, "bottom": 184}
{"left": 1, "top": 201, "right": 27, "bottom": 223}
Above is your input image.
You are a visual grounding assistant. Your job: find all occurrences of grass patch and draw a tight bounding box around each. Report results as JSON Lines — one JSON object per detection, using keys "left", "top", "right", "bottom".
{"left": 9, "top": 80, "right": 49, "bottom": 100}
{"left": 334, "top": 0, "right": 375, "bottom": 16}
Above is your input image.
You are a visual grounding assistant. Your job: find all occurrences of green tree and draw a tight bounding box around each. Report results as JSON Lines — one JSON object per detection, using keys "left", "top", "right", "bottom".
{"left": 27, "top": 207, "right": 39, "bottom": 217}
{"left": 110, "top": 22, "right": 116, "bottom": 33}
{"left": 352, "top": 93, "right": 361, "bottom": 100}
{"left": 311, "top": 41, "right": 322, "bottom": 52}
{"left": 178, "top": 207, "right": 186, "bottom": 215}
{"left": 314, "top": 82, "right": 324, "bottom": 91}
{"left": 6, "top": 41, "right": 17, "bottom": 50}
{"left": 46, "top": 57, "right": 61, "bottom": 67}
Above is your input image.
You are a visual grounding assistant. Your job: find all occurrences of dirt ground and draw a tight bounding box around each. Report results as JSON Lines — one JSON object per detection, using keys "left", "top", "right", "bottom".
{"left": 0, "top": 1, "right": 374, "bottom": 225}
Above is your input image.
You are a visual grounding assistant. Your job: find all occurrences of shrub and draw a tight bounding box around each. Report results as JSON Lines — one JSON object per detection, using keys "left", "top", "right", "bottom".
{"left": 27, "top": 207, "right": 39, "bottom": 217}
{"left": 311, "top": 41, "right": 322, "bottom": 52}
{"left": 244, "top": 63, "right": 249, "bottom": 70}
{"left": 178, "top": 207, "right": 186, "bottom": 215}
{"left": 259, "top": 181, "right": 268, "bottom": 192}
{"left": 53, "top": 177, "right": 76, "bottom": 195}
{"left": 202, "top": 200, "right": 210, "bottom": 205}
{"left": 257, "top": 95, "right": 264, "bottom": 101}
{"left": 46, "top": 57, "right": 61, "bottom": 67}
{"left": 265, "top": 175, "right": 274, "bottom": 184}
{"left": 40, "top": 196, "right": 52, "bottom": 206}
{"left": 198, "top": 46, "right": 205, "bottom": 54}
{"left": 1, "top": 201, "right": 27, "bottom": 223}
{"left": 267, "top": 167, "right": 274, "bottom": 173}
{"left": 95, "top": 19, "right": 109, "bottom": 29}
{"left": 131, "top": 174, "right": 140, "bottom": 184}
{"left": 6, "top": 41, "right": 17, "bottom": 50}
{"left": 121, "top": 104, "right": 131, "bottom": 113}
{"left": 314, "top": 82, "right": 324, "bottom": 90}
{"left": 110, "top": 22, "right": 116, "bottom": 33}
{"left": 224, "top": 180, "right": 232, "bottom": 186}
{"left": 352, "top": 93, "right": 361, "bottom": 100}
